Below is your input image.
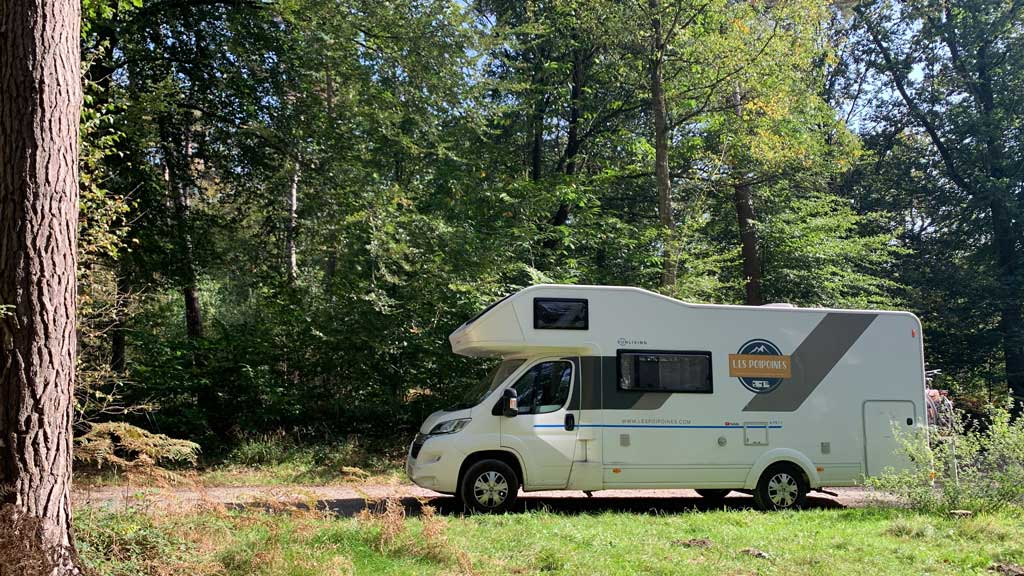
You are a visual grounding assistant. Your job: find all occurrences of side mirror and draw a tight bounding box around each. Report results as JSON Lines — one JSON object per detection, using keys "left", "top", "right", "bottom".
{"left": 502, "top": 388, "right": 518, "bottom": 417}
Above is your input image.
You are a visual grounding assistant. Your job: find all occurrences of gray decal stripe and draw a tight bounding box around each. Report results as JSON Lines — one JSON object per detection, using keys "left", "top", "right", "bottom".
{"left": 742, "top": 312, "right": 878, "bottom": 412}
{"left": 580, "top": 356, "right": 602, "bottom": 411}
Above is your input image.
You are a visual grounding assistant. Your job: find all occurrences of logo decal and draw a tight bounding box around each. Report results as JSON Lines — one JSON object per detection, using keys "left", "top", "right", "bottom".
{"left": 729, "top": 339, "right": 791, "bottom": 394}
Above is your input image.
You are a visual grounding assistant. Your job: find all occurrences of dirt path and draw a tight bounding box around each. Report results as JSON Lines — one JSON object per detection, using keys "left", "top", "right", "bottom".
{"left": 73, "top": 484, "right": 893, "bottom": 516}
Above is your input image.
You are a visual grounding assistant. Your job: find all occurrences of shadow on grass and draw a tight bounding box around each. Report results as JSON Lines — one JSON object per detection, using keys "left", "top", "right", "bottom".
{"left": 236, "top": 493, "right": 844, "bottom": 518}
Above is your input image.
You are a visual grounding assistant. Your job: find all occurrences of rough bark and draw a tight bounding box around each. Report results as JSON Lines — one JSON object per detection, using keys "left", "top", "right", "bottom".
{"left": 286, "top": 163, "right": 300, "bottom": 283}
{"left": 649, "top": 0, "right": 676, "bottom": 288}
{"left": 0, "top": 0, "right": 83, "bottom": 568}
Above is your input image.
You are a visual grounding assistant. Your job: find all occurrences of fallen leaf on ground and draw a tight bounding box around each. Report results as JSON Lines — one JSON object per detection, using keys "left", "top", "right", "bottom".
{"left": 673, "top": 538, "right": 713, "bottom": 549}
{"left": 739, "top": 547, "right": 771, "bottom": 559}
{"left": 990, "top": 562, "right": 1024, "bottom": 576}
{"left": 341, "top": 466, "right": 369, "bottom": 478}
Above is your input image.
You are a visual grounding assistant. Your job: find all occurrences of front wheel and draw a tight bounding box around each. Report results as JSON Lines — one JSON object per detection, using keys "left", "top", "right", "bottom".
{"left": 459, "top": 459, "right": 520, "bottom": 513}
{"left": 753, "top": 463, "right": 808, "bottom": 511}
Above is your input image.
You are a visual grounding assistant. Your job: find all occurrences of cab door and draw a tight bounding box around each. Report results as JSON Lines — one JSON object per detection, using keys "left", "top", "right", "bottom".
{"left": 500, "top": 358, "right": 579, "bottom": 489}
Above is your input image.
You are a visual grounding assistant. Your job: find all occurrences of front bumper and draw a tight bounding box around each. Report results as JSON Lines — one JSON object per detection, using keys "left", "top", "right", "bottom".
{"left": 406, "top": 433, "right": 459, "bottom": 494}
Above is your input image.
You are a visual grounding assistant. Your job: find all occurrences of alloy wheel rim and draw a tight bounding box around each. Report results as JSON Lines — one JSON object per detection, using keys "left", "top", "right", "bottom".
{"left": 767, "top": 472, "right": 798, "bottom": 507}
{"left": 473, "top": 471, "right": 509, "bottom": 507}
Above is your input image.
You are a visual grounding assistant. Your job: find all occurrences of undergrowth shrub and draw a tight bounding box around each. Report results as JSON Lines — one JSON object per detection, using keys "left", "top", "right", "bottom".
{"left": 867, "top": 397, "right": 1024, "bottom": 511}
{"left": 74, "top": 507, "right": 201, "bottom": 576}
{"left": 356, "top": 498, "right": 474, "bottom": 574}
{"left": 75, "top": 422, "right": 200, "bottom": 484}
{"left": 223, "top": 431, "right": 403, "bottom": 476}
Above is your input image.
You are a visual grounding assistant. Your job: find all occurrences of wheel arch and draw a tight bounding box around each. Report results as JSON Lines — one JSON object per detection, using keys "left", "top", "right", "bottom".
{"left": 743, "top": 448, "right": 819, "bottom": 490}
{"left": 458, "top": 449, "right": 526, "bottom": 490}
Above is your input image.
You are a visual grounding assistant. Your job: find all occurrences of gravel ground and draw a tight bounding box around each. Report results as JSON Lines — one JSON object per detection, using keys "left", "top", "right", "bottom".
{"left": 73, "top": 484, "right": 894, "bottom": 516}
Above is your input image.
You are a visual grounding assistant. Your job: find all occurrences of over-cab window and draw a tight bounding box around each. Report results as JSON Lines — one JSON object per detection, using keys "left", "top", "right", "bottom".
{"left": 511, "top": 361, "right": 573, "bottom": 414}
{"left": 534, "top": 298, "right": 588, "bottom": 330}
{"left": 618, "top": 351, "right": 712, "bottom": 393}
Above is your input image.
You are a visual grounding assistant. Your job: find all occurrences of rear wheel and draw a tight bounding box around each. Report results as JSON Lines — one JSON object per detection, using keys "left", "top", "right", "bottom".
{"left": 459, "top": 459, "right": 519, "bottom": 514}
{"left": 695, "top": 489, "right": 731, "bottom": 501}
{"left": 753, "top": 463, "right": 808, "bottom": 511}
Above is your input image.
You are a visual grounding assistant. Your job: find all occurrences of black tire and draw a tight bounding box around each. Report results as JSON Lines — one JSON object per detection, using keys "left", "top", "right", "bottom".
{"left": 459, "top": 459, "right": 519, "bottom": 514}
{"left": 753, "top": 463, "right": 808, "bottom": 511}
{"left": 695, "top": 489, "right": 731, "bottom": 501}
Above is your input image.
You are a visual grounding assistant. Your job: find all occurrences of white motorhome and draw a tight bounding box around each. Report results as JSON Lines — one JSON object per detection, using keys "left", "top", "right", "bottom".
{"left": 406, "top": 285, "right": 926, "bottom": 511}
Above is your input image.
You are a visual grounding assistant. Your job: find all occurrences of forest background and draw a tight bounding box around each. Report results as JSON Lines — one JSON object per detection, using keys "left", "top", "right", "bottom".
{"left": 73, "top": 0, "right": 1024, "bottom": 455}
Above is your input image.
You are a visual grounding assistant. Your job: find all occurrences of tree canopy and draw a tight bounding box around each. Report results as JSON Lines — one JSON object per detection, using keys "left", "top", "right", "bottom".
{"left": 72, "top": 0, "right": 1024, "bottom": 446}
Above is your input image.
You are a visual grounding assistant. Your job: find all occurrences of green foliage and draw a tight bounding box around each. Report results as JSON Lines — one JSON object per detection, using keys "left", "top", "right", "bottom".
{"left": 867, "top": 399, "right": 1024, "bottom": 512}
{"left": 75, "top": 422, "right": 201, "bottom": 478}
{"left": 68, "top": 0, "right": 951, "bottom": 451}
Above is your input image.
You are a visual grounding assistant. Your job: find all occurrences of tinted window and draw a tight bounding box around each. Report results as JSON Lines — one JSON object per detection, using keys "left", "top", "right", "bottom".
{"left": 618, "top": 351, "right": 712, "bottom": 393}
{"left": 457, "top": 358, "right": 526, "bottom": 411}
{"left": 511, "top": 361, "right": 573, "bottom": 414}
{"left": 534, "top": 298, "right": 588, "bottom": 330}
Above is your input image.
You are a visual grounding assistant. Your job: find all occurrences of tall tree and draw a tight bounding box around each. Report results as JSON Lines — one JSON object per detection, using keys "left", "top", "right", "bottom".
{"left": 648, "top": 0, "right": 677, "bottom": 287}
{"left": 853, "top": 0, "right": 1024, "bottom": 413}
{"left": 0, "top": 0, "right": 82, "bottom": 568}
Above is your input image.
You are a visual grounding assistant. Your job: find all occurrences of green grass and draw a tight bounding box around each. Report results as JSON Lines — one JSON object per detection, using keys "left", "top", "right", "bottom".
{"left": 74, "top": 434, "right": 408, "bottom": 488}
{"left": 74, "top": 503, "right": 1024, "bottom": 575}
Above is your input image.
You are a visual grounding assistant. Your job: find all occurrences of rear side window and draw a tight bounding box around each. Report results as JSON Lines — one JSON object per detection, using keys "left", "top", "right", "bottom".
{"left": 534, "top": 298, "right": 588, "bottom": 330}
{"left": 618, "top": 351, "right": 712, "bottom": 393}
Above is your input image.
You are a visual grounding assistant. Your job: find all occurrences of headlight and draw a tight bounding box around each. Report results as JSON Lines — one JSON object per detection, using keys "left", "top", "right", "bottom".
{"left": 429, "top": 418, "right": 471, "bottom": 435}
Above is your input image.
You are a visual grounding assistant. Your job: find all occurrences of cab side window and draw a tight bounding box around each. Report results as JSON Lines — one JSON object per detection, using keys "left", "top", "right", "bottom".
{"left": 511, "top": 361, "right": 572, "bottom": 414}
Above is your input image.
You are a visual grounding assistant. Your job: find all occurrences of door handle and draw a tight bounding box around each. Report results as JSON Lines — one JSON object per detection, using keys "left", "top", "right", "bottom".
{"left": 564, "top": 413, "right": 575, "bottom": 431}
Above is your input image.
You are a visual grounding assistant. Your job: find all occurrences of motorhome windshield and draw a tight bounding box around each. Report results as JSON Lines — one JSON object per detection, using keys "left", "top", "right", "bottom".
{"left": 447, "top": 359, "right": 525, "bottom": 411}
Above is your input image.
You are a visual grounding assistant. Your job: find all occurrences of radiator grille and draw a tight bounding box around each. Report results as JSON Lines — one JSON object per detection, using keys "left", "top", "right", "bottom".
{"left": 410, "top": 433, "right": 427, "bottom": 459}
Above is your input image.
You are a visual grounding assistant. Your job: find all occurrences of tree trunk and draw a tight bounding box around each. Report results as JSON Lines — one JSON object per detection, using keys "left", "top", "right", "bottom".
{"left": 973, "top": 61, "right": 1024, "bottom": 417}
{"left": 161, "top": 131, "right": 204, "bottom": 342}
{"left": 530, "top": 62, "right": 546, "bottom": 183}
{"left": 549, "top": 48, "right": 585, "bottom": 230}
{"left": 531, "top": 115, "right": 544, "bottom": 182}
{"left": 183, "top": 285, "right": 203, "bottom": 340}
{"left": 649, "top": 0, "right": 676, "bottom": 288}
{"left": 991, "top": 196, "right": 1024, "bottom": 416}
{"left": 733, "top": 182, "right": 763, "bottom": 305}
{"left": 286, "top": 163, "right": 300, "bottom": 283}
{"left": 0, "top": 0, "right": 83, "bottom": 568}
{"left": 731, "top": 88, "right": 762, "bottom": 305}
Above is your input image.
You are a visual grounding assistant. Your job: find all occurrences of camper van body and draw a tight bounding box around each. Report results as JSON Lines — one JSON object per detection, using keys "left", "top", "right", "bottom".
{"left": 406, "top": 285, "right": 926, "bottom": 510}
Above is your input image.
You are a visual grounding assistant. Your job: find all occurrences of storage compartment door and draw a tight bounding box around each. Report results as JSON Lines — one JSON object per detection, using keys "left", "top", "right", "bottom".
{"left": 863, "top": 400, "right": 916, "bottom": 477}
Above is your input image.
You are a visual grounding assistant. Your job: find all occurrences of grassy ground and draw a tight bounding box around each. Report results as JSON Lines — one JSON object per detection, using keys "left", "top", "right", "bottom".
{"left": 74, "top": 435, "right": 408, "bottom": 488}
{"left": 74, "top": 500, "right": 1024, "bottom": 576}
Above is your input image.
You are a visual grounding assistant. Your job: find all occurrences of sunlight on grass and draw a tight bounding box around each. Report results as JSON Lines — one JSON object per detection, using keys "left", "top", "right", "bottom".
{"left": 74, "top": 502, "right": 1024, "bottom": 576}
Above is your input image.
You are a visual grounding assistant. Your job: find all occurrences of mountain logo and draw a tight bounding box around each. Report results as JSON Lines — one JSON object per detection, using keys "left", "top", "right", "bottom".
{"left": 729, "top": 339, "right": 791, "bottom": 394}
